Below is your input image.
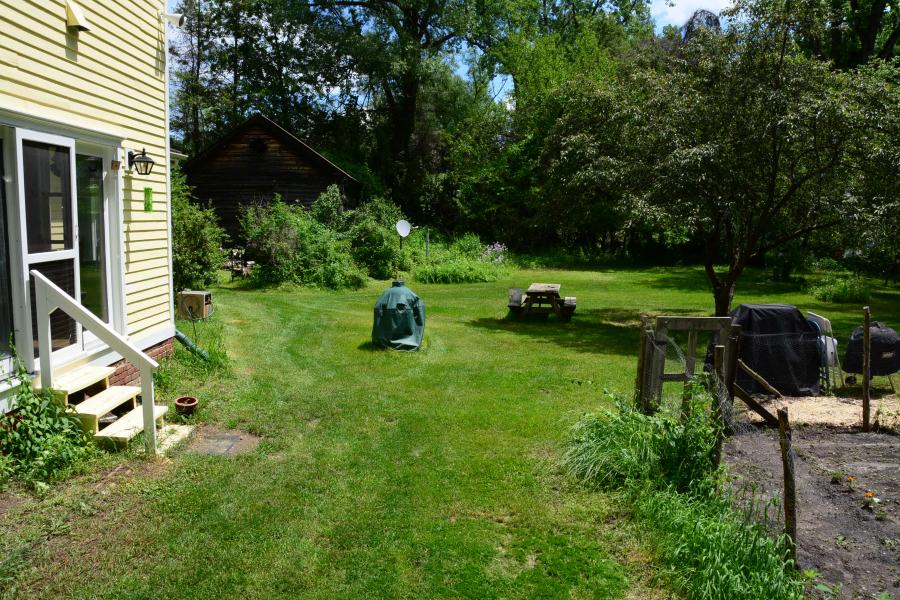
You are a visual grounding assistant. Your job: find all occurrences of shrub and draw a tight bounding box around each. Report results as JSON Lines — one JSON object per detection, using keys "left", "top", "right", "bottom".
{"left": 414, "top": 258, "right": 502, "bottom": 284}
{"left": 346, "top": 197, "right": 408, "bottom": 279}
{"left": 412, "top": 233, "right": 509, "bottom": 284}
{"left": 0, "top": 361, "right": 97, "bottom": 489}
{"left": 450, "top": 233, "right": 484, "bottom": 258}
{"left": 809, "top": 273, "right": 871, "bottom": 303}
{"left": 310, "top": 185, "right": 347, "bottom": 231}
{"left": 171, "top": 167, "right": 227, "bottom": 291}
{"left": 240, "top": 196, "right": 367, "bottom": 289}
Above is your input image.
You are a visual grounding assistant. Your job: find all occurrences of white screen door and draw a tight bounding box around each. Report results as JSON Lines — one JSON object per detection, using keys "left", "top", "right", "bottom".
{"left": 15, "top": 128, "right": 82, "bottom": 364}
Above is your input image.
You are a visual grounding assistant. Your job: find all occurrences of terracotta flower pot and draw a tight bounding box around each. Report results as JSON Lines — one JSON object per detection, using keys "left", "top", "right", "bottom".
{"left": 175, "top": 396, "right": 199, "bottom": 416}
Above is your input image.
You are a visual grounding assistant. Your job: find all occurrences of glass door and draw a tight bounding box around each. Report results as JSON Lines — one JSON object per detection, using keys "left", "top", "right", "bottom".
{"left": 76, "top": 150, "right": 111, "bottom": 348}
{"left": 0, "top": 137, "right": 14, "bottom": 379}
{"left": 15, "top": 129, "right": 81, "bottom": 363}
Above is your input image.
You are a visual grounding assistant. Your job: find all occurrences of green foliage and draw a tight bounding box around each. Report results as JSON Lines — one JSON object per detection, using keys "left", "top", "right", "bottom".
{"left": 809, "top": 273, "right": 872, "bottom": 303}
{"left": 240, "top": 196, "right": 367, "bottom": 290}
{"left": 413, "top": 258, "right": 502, "bottom": 284}
{"left": 309, "top": 185, "right": 347, "bottom": 231}
{"left": 345, "top": 197, "right": 408, "bottom": 280}
{"left": 565, "top": 389, "right": 802, "bottom": 599}
{"left": 565, "top": 389, "right": 718, "bottom": 493}
{"left": 0, "top": 361, "right": 97, "bottom": 489}
{"left": 171, "top": 166, "right": 227, "bottom": 292}
{"left": 411, "top": 233, "right": 508, "bottom": 284}
{"left": 633, "top": 485, "right": 803, "bottom": 599}
{"left": 155, "top": 315, "right": 229, "bottom": 400}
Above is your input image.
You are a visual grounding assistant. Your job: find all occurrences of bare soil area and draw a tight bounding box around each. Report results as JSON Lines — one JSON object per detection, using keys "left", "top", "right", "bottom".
{"left": 724, "top": 424, "right": 899, "bottom": 599}
{"left": 743, "top": 393, "right": 900, "bottom": 430}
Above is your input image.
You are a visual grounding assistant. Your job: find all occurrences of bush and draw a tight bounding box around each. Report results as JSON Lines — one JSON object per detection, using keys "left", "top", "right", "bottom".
{"left": 346, "top": 197, "right": 408, "bottom": 279}
{"left": 310, "top": 184, "right": 347, "bottom": 231}
{"left": 411, "top": 233, "right": 509, "bottom": 284}
{"left": 413, "top": 258, "right": 503, "bottom": 284}
{"left": 171, "top": 167, "right": 227, "bottom": 291}
{"left": 241, "top": 196, "right": 367, "bottom": 289}
{"left": 0, "top": 361, "right": 97, "bottom": 489}
{"left": 809, "top": 273, "right": 871, "bottom": 303}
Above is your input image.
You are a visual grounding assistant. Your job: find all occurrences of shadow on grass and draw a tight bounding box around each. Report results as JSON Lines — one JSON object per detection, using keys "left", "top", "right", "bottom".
{"left": 642, "top": 267, "right": 807, "bottom": 296}
{"left": 357, "top": 341, "right": 384, "bottom": 352}
{"left": 466, "top": 308, "right": 650, "bottom": 357}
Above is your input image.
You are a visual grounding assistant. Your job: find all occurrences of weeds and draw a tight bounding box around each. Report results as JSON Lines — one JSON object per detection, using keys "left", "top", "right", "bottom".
{"left": 565, "top": 389, "right": 803, "bottom": 599}
{"left": 154, "top": 315, "right": 230, "bottom": 397}
{"left": 0, "top": 358, "right": 98, "bottom": 491}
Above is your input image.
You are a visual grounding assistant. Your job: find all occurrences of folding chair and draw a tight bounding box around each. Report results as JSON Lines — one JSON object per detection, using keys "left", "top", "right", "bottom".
{"left": 808, "top": 312, "right": 844, "bottom": 391}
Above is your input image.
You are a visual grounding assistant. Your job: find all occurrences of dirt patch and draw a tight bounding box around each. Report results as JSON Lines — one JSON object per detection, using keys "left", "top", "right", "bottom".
{"left": 186, "top": 425, "right": 260, "bottom": 456}
{"left": 724, "top": 426, "right": 899, "bottom": 599}
{"left": 742, "top": 394, "right": 900, "bottom": 430}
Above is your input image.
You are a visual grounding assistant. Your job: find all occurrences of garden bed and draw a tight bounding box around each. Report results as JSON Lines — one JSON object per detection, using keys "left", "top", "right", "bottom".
{"left": 724, "top": 425, "right": 899, "bottom": 598}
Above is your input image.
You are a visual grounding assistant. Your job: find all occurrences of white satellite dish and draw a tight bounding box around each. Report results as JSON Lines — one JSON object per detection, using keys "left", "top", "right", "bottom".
{"left": 395, "top": 219, "right": 412, "bottom": 238}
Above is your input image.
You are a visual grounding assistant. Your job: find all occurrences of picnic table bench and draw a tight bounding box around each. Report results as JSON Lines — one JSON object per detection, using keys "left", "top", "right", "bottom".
{"left": 508, "top": 283, "right": 576, "bottom": 321}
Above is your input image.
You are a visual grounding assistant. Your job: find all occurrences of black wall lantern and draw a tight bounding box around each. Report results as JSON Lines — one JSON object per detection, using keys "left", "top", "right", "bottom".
{"left": 127, "top": 148, "right": 155, "bottom": 176}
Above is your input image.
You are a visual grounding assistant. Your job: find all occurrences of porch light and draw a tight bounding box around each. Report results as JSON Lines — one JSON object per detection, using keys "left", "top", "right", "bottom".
{"left": 127, "top": 149, "right": 155, "bottom": 176}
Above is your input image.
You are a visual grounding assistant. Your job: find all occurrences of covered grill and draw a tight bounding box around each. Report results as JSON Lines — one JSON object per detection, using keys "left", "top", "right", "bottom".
{"left": 843, "top": 322, "right": 900, "bottom": 376}
{"left": 708, "top": 304, "right": 822, "bottom": 396}
{"left": 372, "top": 280, "right": 425, "bottom": 351}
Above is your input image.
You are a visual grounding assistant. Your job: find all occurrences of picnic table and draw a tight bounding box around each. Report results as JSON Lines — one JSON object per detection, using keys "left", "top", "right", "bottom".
{"left": 508, "top": 283, "right": 576, "bottom": 321}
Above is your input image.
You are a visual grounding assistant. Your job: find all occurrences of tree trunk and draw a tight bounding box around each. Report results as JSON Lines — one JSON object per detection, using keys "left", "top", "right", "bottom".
{"left": 713, "top": 280, "right": 735, "bottom": 317}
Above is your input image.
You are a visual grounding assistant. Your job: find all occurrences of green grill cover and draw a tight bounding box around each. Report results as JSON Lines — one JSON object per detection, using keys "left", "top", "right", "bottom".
{"left": 372, "top": 281, "right": 425, "bottom": 351}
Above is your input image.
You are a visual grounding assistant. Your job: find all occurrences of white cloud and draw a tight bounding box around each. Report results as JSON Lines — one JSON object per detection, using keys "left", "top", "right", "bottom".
{"left": 651, "top": 0, "right": 733, "bottom": 30}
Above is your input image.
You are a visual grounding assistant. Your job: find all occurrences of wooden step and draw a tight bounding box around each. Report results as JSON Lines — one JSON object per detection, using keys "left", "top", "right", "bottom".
{"left": 35, "top": 365, "right": 116, "bottom": 396}
{"left": 95, "top": 404, "right": 167, "bottom": 446}
{"left": 73, "top": 386, "right": 140, "bottom": 434}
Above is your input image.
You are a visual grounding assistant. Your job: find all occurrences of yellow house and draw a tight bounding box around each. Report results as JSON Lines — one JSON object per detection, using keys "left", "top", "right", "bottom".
{"left": 0, "top": 1, "right": 177, "bottom": 451}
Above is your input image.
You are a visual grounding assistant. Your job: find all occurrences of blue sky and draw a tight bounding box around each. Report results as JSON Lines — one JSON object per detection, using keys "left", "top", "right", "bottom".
{"left": 652, "top": 0, "right": 732, "bottom": 29}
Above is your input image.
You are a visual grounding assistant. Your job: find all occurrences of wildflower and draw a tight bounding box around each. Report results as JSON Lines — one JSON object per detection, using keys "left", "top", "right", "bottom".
{"left": 865, "top": 491, "right": 874, "bottom": 498}
{"left": 847, "top": 475, "right": 855, "bottom": 482}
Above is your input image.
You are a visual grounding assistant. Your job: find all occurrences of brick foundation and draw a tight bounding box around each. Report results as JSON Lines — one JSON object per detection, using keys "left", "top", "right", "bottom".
{"left": 108, "top": 337, "right": 175, "bottom": 387}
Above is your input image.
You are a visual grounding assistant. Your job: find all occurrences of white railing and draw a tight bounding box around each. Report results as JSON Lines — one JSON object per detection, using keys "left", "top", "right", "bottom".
{"left": 31, "top": 269, "right": 159, "bottom": 454}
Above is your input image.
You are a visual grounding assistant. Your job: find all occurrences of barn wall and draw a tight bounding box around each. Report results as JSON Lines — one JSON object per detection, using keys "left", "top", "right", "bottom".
{"left": 186, "top": 123, "right": 353, "bottom": 240}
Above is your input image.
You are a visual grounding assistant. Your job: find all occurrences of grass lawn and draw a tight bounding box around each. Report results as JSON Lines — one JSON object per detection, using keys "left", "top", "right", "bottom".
{"left": 2, "top": 266, "right": 897, "bottom": 599}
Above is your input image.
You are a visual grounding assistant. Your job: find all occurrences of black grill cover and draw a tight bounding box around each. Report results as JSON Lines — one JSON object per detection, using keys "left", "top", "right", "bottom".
{"left": 843, "top": 322, "right": 900, "bottom": 376}
{"left": 710, "top": 304, "right": 822, "bottom": 396}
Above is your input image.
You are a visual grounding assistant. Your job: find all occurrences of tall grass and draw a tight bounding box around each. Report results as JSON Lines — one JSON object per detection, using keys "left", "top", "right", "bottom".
{"left": 565, "top": 391, "right": 803, "bottom": 599}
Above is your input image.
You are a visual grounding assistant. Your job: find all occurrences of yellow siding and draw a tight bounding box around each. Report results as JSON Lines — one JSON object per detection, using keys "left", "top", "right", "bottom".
{"left": 0, "top": 0, "right": 173, "bottom": 341}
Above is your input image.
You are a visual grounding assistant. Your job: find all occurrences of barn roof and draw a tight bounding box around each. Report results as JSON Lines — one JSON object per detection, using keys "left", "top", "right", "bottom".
{"left": 181, "top": 114, "right": 358, "bottom": 184}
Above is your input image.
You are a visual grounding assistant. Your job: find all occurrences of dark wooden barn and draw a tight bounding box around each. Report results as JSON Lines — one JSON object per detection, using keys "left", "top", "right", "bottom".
{"left": 182, "top": 114, "right": 358, "bottom": 241}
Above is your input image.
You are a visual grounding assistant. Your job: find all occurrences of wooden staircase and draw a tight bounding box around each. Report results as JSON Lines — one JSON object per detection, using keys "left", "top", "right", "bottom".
{"left": 37, "top": 365, "right": 167, "bottom": 448}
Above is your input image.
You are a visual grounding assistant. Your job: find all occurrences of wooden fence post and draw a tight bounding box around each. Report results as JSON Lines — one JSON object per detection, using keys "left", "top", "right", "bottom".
{"left": 636, "top": 317, "right": 648, "bottom": 410}
{"left": 862, "top": 306, "right": 871, "bottom": 432}
{"left": 777, "top": 408, "right": 797, "bottom": 566}
{"left": 712, "top": 344, "right": 726, "bottom": 466}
